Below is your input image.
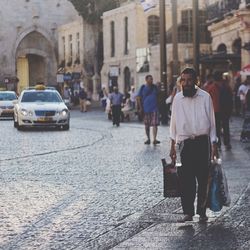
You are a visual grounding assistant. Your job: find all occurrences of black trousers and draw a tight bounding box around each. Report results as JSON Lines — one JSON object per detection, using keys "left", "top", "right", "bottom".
{"left": 215, "top": 112, "right": 221, "bottom": 147}
{"left": 180, "top": 135, "right": 210, "bottom": 216}
{"left": 221, "top": 113, "right": 231, "bottom": 146}
{"left": 112, "top": 105, "right": 121, "bottom": 125}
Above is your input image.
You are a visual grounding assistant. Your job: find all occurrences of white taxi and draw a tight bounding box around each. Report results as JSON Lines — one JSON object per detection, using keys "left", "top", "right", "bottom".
{"left": 14, "top": 85, "right": 70, "bottom": 130}
{"left": 0, "top": 91, "right": 18, "bottom": 118}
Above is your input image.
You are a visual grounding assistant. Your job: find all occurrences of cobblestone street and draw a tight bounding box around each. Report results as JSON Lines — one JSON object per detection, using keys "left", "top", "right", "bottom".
{"left": 0, "top": 111, "right": 173, "bottom": 249}
{"left": 0, "top": 111, "right": 249, "bottom": 249}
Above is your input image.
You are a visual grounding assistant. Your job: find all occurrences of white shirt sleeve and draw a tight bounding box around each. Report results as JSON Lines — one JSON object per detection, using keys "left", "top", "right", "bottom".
{"left": 169, "top": 97, "right": 177, "bottom": 142}
{"left": 208, "top": 95, "right": 217, "bottom": 143}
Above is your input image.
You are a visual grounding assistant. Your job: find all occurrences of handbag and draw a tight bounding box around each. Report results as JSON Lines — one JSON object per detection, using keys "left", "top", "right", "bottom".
{"left": 162, "top": 159, "right": 182, "bottom": 197}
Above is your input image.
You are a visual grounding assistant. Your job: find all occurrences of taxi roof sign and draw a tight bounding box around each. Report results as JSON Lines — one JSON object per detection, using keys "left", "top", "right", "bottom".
{"left": 35, "top": 84, "right": 46, "bottom": 90}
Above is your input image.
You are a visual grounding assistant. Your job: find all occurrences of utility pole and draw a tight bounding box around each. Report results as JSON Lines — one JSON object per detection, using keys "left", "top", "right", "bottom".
{"left": 159, "top": 0, "right": 167, "bottom": 93}
{"left": 192, "top": 0, "right": 200, "bottom": 75}
{"left": 171, "top": 0, "right": 179, "bottom": 82}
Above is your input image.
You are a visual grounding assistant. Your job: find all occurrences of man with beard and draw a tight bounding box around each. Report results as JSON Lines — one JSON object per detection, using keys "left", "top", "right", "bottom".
{"left": 169, "top": 67, "right": 218, "bottom": 223}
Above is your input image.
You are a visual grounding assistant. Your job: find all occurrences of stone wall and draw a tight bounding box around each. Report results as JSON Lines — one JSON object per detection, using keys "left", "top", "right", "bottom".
{"left": 0, "top": 0, "right": 78, "bottom": 86}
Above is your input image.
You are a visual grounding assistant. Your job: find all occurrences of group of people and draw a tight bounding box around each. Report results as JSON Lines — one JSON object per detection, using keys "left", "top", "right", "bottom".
{"left": 99, "top": 85, "right": 138, "bottom": 126}
{"left": 202, "top": 71, "right": 233, "bottom": 150}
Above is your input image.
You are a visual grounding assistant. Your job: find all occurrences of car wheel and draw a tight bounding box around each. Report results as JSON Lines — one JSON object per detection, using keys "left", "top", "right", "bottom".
{"left": 14, "top": 120, "right": 18, "bottom": 128}
{"left": 16, "top": 120, "right": 23, "bottom": 131}
{"left": 62, "top": 124, "right": 70, "bottom": 131}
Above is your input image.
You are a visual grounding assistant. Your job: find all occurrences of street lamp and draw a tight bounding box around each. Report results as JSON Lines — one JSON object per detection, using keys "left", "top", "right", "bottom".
{"left": 159, "top": 0, "right": 167, "bottom": 93}
{"left": 193, "top": 0, "right": 200, "bottom": 75}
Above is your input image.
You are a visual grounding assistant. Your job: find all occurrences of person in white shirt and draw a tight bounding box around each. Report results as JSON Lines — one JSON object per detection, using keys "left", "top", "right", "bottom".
{"left": 169, "top": 67, "right": 218, "bottom": 223}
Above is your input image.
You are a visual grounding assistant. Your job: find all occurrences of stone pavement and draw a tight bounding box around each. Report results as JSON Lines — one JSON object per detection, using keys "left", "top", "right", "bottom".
{"left": 112, "top": 116, "right": 250, "bottom": 250}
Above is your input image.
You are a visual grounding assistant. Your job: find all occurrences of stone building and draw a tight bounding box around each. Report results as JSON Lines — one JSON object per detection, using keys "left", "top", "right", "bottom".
{"left": 57, "top": 16, "right": 99, "bottom": 99}
{"left": 0, "top": 0, "right": 78, "bottom": 93}
{"left": 101, "top": 0, "right": 210, "bottom": 93}
{"left": 204, "top": 0, "right": 250, "bottom": 82}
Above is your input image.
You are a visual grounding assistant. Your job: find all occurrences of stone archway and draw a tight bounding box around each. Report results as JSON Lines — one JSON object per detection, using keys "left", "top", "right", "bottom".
{"left": 217, "top": 43, "right": 227, "bottom": 53}
{"left": 16, "top": 31, "right": 57, "bottom": 92}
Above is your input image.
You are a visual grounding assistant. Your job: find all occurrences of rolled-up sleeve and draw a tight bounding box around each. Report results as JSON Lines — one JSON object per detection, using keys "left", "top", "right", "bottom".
{"left": 169, "top": 97, "right": 177, "bottom": 141}
{"left": 208, "top": 95, "right": 217, "bottom": 143}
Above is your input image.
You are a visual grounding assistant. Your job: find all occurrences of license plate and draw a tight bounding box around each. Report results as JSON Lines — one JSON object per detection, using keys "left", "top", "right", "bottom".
{"left": 37, "top": 117, "right": 53, "bottom": 122}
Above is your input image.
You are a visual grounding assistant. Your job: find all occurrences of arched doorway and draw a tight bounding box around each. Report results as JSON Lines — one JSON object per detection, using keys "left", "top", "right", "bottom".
{"left": 124, "top": 67, "right": 131, "bottom": 93}
{"left": 217, "top": 43, "right": 227, "bottom": 53}
{"left": 232, "top": 38, "right": 241, "bottom": 54}
{"left": 16, "top": 31, "right": 56, "bottom": 93}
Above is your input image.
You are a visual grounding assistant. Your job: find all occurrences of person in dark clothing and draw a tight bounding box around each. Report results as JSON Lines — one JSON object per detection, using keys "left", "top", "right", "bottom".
{"left": 109, "top": 87, "right": 123, "bottom": 127}
{"left": 79, "top": 88, "right": 87, "bottom": 112}
{"left": 219, "top": 79, "right": 233, "bottom": 150}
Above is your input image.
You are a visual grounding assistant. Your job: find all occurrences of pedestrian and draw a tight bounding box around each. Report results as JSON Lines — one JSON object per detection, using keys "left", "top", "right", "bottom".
{"left": 79, "top": 87, "right": 87, "bottom": 112}
{"left": 169, "top": 67, "right": 218, "bottom": 223}
{"left": 110, "top": 86, "right": 123, "bottom": 126}
{"left": 204, "top": 71, "right": 221, "bottom": 149}
{"left": 219, "top": 78, "right": 233, "bottom": 150}
{"left": 129, "top": 86, "right": 137, "bottom": 110}
{"left": 238, "top": 76, "right": 250, "bottom": 117}
{"left": 99, "top": 86, "right": 108, "bottom": 110}
{"left": 233, "top": 77, "right": 241, "bottom": 115}
{"left": 137, "top": 75, "right": 160, "bottom": 145}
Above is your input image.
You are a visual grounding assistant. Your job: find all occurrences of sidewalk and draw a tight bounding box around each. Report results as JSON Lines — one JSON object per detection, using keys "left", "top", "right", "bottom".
{"left": 112, "top": 116, "right": 250, "bottom": 250}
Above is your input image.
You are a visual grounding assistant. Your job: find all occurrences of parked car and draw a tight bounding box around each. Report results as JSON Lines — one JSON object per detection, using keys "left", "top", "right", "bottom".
{"left": 13, "top": 85, "right": 70, "bottom": 130}
{"left": 0, "top": 91, "right": 18, "bottom": 119}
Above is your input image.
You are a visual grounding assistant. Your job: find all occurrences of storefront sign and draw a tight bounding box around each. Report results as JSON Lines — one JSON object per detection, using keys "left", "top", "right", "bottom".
{"left": 109, "top": 66, "right": 119, "bottom": 77}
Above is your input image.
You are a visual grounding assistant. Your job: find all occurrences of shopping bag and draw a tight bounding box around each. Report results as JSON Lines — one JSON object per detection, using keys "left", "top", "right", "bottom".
{"left": 219, "top": 162, "right": 231, "bottom": 206}
{"left": 207, "top": 159, "right": 231, "bottom": 212}
{"left": 162, "top": 159, "right": 181, "bottom": 197}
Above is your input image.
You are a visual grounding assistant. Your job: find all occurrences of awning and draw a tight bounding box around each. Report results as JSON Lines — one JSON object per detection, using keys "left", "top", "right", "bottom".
{"left": 185, "top": 53, "right": 241, "bottom": 64}
{"left": 240, "top": 64, "right": 250, "bottom": 76}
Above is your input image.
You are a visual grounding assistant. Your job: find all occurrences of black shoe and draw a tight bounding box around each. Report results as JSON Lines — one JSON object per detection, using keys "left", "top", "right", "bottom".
{"left": 199, "top": 215, "right": 208, "bottom": 223}
{"left": 144, "top": 139, "right": 150, "bottom": 145}
{"left": 177, "top": 215, "right": 193, "bottom": 223}
{"left": 153, "top": 140, "right": 160, "bottom": 145}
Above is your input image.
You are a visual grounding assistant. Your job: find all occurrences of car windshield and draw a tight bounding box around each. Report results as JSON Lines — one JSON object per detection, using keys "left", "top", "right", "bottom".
{"left": 21, "top": 91, "right": 63, "bottom": 103}
{"left": 0, "top": 92, "right": 17, "bottom": 101}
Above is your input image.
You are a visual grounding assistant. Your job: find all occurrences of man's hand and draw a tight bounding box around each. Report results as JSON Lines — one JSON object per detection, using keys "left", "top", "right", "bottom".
{"left": 169, "top": 140, "right": 177, "bottom": 163}
{"left": 211, "top": 143, "right": 219, "bottom": 160}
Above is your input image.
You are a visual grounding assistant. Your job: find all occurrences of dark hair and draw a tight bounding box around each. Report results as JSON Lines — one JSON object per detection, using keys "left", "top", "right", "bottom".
{"left": 145, "top": 75, "right": 153, "bottom": 80}
{"left": 213, "top": 71, "right": 223, "bottom": 81}
{"left": 181, "top": 67, "right": 197, "bottom": 81}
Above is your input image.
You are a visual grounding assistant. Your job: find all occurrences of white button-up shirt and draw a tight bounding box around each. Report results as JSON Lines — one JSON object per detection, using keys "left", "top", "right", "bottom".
{"left": 170, "top": 87, "right": 217, "bottom": 143}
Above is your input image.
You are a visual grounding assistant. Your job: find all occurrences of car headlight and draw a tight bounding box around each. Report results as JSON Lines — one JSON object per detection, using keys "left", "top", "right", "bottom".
{"left": 60, "top": 109, "right": 68, "bottom": 116}
{"left": 21, "top": 109, "right": 33, "bottom": 116}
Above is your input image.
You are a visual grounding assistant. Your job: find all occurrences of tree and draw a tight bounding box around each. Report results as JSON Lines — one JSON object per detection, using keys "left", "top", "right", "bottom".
{"left": 70, "top": 0, "right": 120, "bottom": 25}
{"left": 69, "top": 0, "right": 121, "bottom": 75}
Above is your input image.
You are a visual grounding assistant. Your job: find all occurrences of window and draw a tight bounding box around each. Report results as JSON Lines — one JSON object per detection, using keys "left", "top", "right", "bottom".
{"left": 217, "top": 44, "right": 227, "bottom": 53}
{"left": 62, "top": 36, "right": 65, "bottom": 61}
{"left": 124, "top": 17, "right": 129, "bottom": 55}
{"left": 68, "top": 34, "right": 73, "bottom": 65}
{"left": 148, "top": 15, "right": 160, "bottom": 44}
{"left": 136, "top": 48, "right": 150, "bottom": 73}
{"left": 111, "top": 21, "right": 115, "bottom": 57}
{"left": 76, "top": 32, "right": 80, "bottom": 63}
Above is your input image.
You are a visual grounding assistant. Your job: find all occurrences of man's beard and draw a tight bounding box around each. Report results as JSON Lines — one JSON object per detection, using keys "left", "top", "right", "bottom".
{"left": 183, "top": 85, "right": 197, "bottom": 97}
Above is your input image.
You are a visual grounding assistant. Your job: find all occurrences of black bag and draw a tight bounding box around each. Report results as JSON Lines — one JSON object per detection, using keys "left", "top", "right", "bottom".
{"left": 162, "top": 159, "right": 181, "bottom": 197}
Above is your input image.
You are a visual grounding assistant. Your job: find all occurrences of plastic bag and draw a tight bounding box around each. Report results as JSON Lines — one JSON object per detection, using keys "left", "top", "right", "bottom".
{"left": 207, "top": 159, "right": 231, "bottom": 212}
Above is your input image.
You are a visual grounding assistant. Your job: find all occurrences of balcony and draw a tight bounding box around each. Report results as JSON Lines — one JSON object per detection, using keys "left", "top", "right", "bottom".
{"left": 207, "top": 0, "right": 241, "bottom": 23}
